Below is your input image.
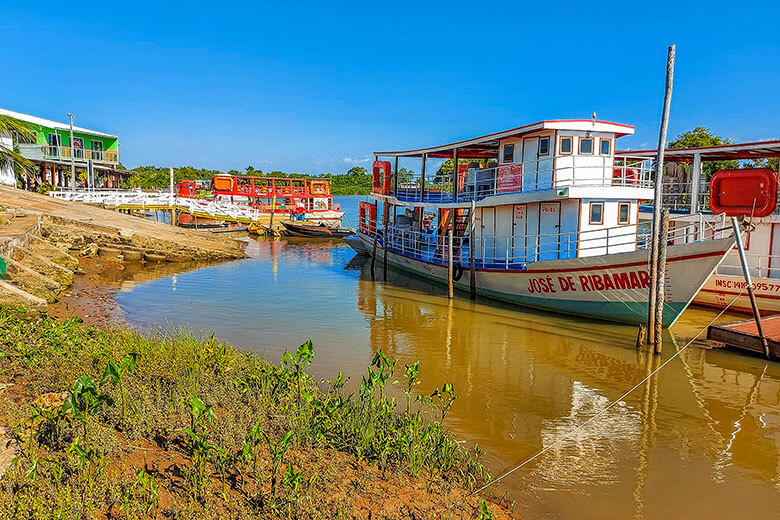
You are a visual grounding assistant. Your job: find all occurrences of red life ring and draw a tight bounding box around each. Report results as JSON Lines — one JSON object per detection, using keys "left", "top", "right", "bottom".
{"left": 372, "top": 161, "right": 392, "bottom": 195}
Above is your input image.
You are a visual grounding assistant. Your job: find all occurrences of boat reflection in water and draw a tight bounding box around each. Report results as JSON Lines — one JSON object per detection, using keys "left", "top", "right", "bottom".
{"left": 354, "top": 260, "right": 780, "bottom": 520}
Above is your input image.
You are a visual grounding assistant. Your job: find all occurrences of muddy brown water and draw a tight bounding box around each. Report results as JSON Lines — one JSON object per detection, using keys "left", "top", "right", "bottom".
{"left": 94, "top": 234, "right": 780, "bottom": 519}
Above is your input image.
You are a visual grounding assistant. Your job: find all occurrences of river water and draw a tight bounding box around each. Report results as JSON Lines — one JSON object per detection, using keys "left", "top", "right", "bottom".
{"left": 112, "top": 196, "right": 780, "bottom": 519}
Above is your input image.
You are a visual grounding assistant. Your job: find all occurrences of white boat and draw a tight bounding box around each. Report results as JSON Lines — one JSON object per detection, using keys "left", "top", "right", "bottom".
{"left": 357, "top": 119, "right": 735, "bottom": 327}
{"left": 628, "top": 139, "right": 780, "bottom": 315}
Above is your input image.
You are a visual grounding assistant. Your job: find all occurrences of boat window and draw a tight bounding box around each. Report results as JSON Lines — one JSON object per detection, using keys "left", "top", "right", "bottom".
{"left": 503, "top": 144, "right": 515, "bottom": 163}
{"left": 618, "top": 202, "right": 630, "bottom": 224}
{"left": 539, "top": 137, "right": 550, "bottom": 156}
{"left": 600, "top": 138, "right": 611, "bottom": 155}
{"left": 589, "top": 201, "right": 604, "bottom": 224}
{"left": 560, "top": 137, "right": 573, "bottom": 155}
{"left": 579, "top": 137, "right": 594, "bottom": 155}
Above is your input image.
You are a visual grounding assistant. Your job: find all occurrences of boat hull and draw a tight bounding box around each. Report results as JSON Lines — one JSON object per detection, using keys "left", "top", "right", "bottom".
{"left": 358, "top": 233, "right": 735, "bottom": 327}
{"left": 694, "top": 273, "right": 780, "bottom": 315}
{"left": 282, "top": 221, "right": 356, "bottom": 238}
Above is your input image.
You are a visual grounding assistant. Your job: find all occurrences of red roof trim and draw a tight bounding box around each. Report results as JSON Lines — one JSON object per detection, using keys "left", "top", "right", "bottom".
{"left": 618, "top": 139, "right": 780, "bottom": 156}
{"left": 375, "top": 119, "right": 635, "bottom": 157}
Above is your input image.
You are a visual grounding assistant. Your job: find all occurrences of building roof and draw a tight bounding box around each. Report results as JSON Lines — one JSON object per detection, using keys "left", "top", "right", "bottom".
{"left": 0, "top": 108, "right": 118, "bottom": 139}
{"left": 374, "top": 119, "right": 635, "bottom": 159}
{"left": 617, "top": 140, "right": 780, "bottom": 162}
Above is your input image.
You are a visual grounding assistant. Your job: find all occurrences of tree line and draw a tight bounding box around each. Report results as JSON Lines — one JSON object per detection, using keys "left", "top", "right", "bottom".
{"left": 125, "top": 127, "right": 778, "bottom": 194}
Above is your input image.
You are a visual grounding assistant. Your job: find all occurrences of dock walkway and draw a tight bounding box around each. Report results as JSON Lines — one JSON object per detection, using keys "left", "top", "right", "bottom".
{"left": 708, "top": 316, "right": 780, "bottom": 360}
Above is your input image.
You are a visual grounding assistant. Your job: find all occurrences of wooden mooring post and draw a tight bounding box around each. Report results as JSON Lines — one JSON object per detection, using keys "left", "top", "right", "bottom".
{"left": 469, "top": 199, "right": 476, "bottom": 300}
{"left": 448, "top": 211, "right": 454, "bottom": 299}
{"left": 370, "top": 201, "right": 378, "bottom": 279}
{"left": 382, "top": 201, "right": 390, "bottom": 281}
{"left": 648, "top": 44, "right": 676, "bottom": 353}
{"left": 653, "top": 209, "right": 669, "bottom": 353}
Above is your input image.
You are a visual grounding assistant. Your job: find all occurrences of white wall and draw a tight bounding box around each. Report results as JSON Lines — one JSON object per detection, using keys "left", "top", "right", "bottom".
{"left": 0, "top": 134, "right": 16, "bottom": 186}
{"left": 578, "top": 199, "right": 637, "bottom": 257}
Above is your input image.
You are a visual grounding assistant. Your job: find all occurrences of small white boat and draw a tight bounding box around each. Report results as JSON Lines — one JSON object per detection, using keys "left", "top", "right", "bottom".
{"left": 357, "top": 119, "right": 735, "bottom": 327}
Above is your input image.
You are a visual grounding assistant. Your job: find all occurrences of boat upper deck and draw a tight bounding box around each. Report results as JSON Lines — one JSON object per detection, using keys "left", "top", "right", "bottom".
{"left": 372, "top": 119, "right": 656, "bottom": 207}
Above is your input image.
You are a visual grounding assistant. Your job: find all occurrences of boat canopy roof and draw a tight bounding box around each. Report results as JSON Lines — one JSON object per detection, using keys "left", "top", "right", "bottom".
{"left": 618, "top": 140, "right": 780, "bottom": 162}
{"left": 374, "top": 119, "right": 635, "bottom": 159}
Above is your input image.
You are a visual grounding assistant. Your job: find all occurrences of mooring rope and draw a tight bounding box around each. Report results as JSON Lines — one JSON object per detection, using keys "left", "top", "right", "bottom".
{"left": 467, "top": 288, "right": 746, "bottom": 499}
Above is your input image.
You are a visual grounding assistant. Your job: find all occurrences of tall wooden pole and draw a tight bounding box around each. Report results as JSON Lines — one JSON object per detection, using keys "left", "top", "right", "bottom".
{"left": 371, "top": 200, "right": 378, "bottom": 279}
{"left": 648, "top": 44, "right": 676, "bottom": 349}
{"left": 383, "top": 200, "right": 389, "bottom": 280}
{"left": 448, "top": 210, "right": 454, "bottom": 299}
{"left": 653, "top": 209, "right": 669, "bottom": 353}
{"left": 469, "top": 199, "right": 477, "bottom": 300}
{"left": 732, "top": 217, "right": 771, "bottom": 359}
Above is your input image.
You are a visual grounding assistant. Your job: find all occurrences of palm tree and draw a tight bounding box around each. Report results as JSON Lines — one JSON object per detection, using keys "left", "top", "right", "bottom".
{"left": 0, "top": 115, "right": 36, "bottom": 182}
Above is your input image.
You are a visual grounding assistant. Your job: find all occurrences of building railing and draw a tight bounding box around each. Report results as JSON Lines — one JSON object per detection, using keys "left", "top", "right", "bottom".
{"left": 18, "top": 144, "right": 119, "bottom": 164}
{"left": 359, "top": 219, "right": 717, "bottom": 270}
{"left": 388, "top": 155, "right": 655, "bottom": 205}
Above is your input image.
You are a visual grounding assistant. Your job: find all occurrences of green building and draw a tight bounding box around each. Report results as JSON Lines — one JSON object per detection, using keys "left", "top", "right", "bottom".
{"left": 0, "top": 107, "right": 130, "bottom": 189}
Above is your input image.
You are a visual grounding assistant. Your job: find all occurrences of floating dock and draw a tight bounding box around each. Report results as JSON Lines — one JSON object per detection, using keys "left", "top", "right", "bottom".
{"left": 707, "top": 316, "right": 780, "bottom": 360}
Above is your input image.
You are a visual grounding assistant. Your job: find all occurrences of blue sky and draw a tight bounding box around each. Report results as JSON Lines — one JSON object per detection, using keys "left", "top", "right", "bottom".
{"left": 2, "top": 1, "right": 778, "bottom": 174}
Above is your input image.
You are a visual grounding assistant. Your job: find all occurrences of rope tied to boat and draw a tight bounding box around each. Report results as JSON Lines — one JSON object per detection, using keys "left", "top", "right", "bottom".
{"left": 466, "top": 287, "right": 747, "bottom": 500}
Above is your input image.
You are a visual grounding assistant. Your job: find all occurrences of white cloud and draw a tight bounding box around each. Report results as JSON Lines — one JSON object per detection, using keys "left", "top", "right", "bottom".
{"left": 342, "top": 156, "right": 372, "bottom": 164}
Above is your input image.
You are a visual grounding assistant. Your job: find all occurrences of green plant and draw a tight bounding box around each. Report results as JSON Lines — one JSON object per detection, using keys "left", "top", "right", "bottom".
{"left": 431, "top": 382, "right": 458, "bottom": 420}
{"left": 403, "top": 361, "right": 421, "bottom": 415}
{"left": 478, "top": 499, "right": 493, "bottom": 519}
{"left": 121, "top": 467, "right": 160, "bottom": 516}
{"left": 282, "top": 462, "right": 303, "bottom": 495}
{"left": 263, "top": 430, "right": 294, "bottom": 498}
{"left": 182, "top": 396, "right": 218, "bottom": 503}
{"left": 61, "top": 374, "right": 112, "bottom": 447}
{"left": 100, "top": 352, "right": 137, "bottom": 423}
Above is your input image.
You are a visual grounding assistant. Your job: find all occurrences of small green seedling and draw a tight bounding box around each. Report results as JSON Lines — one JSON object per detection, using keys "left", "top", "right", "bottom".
{"left": 101, "top": 352, "right": 138, "bottom": 422}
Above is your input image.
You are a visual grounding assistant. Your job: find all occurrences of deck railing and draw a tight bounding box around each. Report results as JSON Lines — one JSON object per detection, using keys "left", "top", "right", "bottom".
{"left": 389, "top": 154, "right": 655, "bottom": 205}
{"left": 360, "top": 220, "right": 718, "bottom": 270}
{"left": 19, "top": 144, "right": 119, "bottom": 165}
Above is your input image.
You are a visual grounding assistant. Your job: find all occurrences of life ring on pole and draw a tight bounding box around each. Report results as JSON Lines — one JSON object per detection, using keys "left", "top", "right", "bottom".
{"left": 372, "top": 161, "right": 392, "bottom": 195}
{"left": 453, "top": 263, "right": 464, "bottom": 282}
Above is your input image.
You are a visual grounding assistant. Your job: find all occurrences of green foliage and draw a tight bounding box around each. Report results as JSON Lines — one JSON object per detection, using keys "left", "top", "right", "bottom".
{"left": 125, "top": 164, "right": 374, "bottom": 195}
{"left": 668, "top": 127, "right": 738, "bottom": 178}
{"left": 100, "top": 352, "right": 137, "bottom": 422}
{"left": 0, "top": 311, "right": 495, "bottom": 518}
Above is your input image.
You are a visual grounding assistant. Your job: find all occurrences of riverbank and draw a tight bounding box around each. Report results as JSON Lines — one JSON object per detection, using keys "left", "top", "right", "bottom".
{"left": 0, "top": 291, "right": 516, "bottom": 518}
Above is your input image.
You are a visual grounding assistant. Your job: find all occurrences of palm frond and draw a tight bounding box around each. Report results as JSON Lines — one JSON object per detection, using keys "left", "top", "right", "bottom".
{"left": 0, "top": 115, "right": 36, "bottom": 144}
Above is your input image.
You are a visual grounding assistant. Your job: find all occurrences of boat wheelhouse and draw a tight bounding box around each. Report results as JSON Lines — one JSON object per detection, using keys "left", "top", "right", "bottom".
{"left": 356, "top": 119, "right": 736, "bottom": 327}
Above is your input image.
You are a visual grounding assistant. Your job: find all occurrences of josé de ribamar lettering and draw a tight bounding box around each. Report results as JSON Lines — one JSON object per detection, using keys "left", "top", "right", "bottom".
{"left": 527, "top": 270, "right": 650, "bottom": 294}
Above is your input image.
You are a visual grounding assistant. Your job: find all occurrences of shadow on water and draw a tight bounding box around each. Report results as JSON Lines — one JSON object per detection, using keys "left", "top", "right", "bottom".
{"left": 111, "top": 233, "right": 780, "bottom": 520}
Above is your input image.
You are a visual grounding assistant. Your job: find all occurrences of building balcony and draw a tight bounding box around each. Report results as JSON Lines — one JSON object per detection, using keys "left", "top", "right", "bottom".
{"left": 17, "top": 144, "right": 119, "bottom": 166}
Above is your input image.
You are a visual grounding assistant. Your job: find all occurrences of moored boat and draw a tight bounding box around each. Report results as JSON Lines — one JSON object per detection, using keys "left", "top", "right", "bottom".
{"left": 281, "top": 221, "right": 356, "bottom": 238}
{"left": 357, "top": 119, "right": 736, "bottom": 327}
{"left": 629, "top": 140, "right": 780, "bottom": 314}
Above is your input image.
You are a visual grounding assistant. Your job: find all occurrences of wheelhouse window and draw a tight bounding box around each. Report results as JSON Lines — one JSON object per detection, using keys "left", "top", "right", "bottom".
{"left": 589, "top": 201, "right": 604, "bottom": 224}
{"left": 600, "top": 138, "right": 611, "bottom": 155}
{"left": 559, "top": 137, "right": 573, "bottom": 155}
{"left": 579, "top": 137, "right": 594, "bottom": 155}
{"left": 502, "top": 144, "right": 515, "bottom": 163}
{"left": 539, "top": 137, "right": 550, "bottom": 156}
{"left": 618, "top": 202, "right": 630, "bottom": 224}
